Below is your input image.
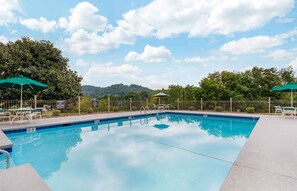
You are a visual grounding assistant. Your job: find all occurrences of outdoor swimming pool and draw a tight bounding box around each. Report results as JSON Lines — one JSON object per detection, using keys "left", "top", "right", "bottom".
{"left": 2, "top": 113, "right": 257, "bottom": 191}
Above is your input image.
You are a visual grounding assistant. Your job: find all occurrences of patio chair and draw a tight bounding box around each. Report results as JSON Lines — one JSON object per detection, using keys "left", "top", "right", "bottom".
{"left": 0, "top": 108, "right": 12, "bottom": 124}
{"left": 274, "top": 106, "right": 282, "bottom": 114}
{"left": 31, "top": 108, "right": 43, "bottom": 121}
{"left": 165, "top": 104, "right": 170, "bottom": 110}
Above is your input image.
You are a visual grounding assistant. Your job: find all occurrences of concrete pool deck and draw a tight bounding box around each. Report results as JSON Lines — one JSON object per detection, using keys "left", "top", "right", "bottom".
{"left": 0, "top": 110, "right": 297, "bottom": 190}
{"left": 0, "top": 164, "right": 51, "bottom": 191}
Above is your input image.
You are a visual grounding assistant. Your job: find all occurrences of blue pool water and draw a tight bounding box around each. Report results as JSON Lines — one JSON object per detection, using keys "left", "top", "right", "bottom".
{"left": 3, "top": 113, "right": 257, "bottom": 191}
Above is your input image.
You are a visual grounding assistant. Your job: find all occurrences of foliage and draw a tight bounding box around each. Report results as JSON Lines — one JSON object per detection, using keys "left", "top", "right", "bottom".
{"left": 188, "top": 106, "right": 195, "bottom": 110}
{"left": 87, "top": 108, "right": 93, "bottom": 114}
{"left": 131, "top": 106, "right": 137, "bottom": 111}
{"left": 0, "top": 37, "right": 82, "bottom": 100}
{"left": 153, "top": 67, "right": 296, "bottom": 102}
{"left": 214, "top": 106, "right": 224, "bottom": 112}
{"left": 79, "top": 96, "right": 92, "bottom": 113}
{"left": 246, "top": 107, "right": 255, "bottom": 113}
{"left": 111, "top": 106, "right": 119, "bottom": 112}
{"left": 125, "top": 91, "right": 141, "bottom": 100}
{"left": 52, "top": 109, "right": 61, "bottom": 116}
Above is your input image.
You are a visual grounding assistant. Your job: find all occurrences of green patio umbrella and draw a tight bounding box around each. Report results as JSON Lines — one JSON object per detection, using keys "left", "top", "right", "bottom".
{"left": 270, "top": 82, "right": 297, "bottom": 107}
{"left": 0, "top": 76, "right": 48, "bottom": 108}
{"left": 154, "top": 92, "right": 168, "bottom": 104}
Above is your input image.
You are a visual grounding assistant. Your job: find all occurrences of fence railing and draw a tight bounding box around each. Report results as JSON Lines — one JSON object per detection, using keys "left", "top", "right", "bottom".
{"left": 0, "top": 97, "right": 295, "bottom": 116}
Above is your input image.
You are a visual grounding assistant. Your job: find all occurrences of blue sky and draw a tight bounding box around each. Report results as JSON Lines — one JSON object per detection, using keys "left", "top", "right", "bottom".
{"left": 1, "top": 0, "right": 297, "bottom": 89}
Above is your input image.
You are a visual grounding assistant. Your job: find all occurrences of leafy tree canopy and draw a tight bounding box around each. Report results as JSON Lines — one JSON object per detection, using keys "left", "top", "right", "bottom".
{"left": 0, "top": 37, "right": 82, "bottom": 100}
{"left": 154, "top": 67, "right": 296, "bottom": 101}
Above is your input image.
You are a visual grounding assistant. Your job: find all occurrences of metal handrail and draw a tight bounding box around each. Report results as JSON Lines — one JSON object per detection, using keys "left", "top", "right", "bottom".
{"left": 0, "top": 149, "right": 10, "bottom": 169}
{"left": 140, "top": 106, "right": 151, "bottom": 115}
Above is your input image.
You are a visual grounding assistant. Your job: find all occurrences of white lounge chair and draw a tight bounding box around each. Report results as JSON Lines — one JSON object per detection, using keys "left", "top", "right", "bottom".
{"left": 0, "top": 108, "right": 12, "bottom": 124}
{"left": 274, "top": 106, "right": 282, "bottom": 114}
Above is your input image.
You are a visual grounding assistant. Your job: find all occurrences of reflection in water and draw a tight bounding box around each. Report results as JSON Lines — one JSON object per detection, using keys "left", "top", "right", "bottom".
{"left": 153, "top": 124, "right": 169, "bottom": 130}
{"left": 8, "top": 124, "right": 89, "bottom": 178}
{"left": 7, "top": 114, "right": 257, "bottom": 191}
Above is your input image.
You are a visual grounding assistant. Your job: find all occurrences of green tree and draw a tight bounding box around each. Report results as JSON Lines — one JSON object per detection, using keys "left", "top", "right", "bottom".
{"left": 125, "top": 91, "right": 141, "bottom": 101}
{"left": 0, "top": 37, "right": 82, "bottom": 100}
{"left": 167, "top": 85, "right": 183, "bottom": 102}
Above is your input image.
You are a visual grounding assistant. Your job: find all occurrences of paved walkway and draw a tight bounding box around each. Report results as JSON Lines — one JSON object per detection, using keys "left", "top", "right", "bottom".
{"left": 221, "top": 115, "right": 297, "bottom": 191}
{"left": 0, "top": 110, "right": 162, "bottom": 132}
{"left": 0, "top": 164, "right": 51, "bottom": 191}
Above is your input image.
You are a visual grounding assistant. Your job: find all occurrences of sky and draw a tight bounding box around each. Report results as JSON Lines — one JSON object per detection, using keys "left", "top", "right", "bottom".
{"left": 0, "top": 0, "right": 297, "bottom": 90}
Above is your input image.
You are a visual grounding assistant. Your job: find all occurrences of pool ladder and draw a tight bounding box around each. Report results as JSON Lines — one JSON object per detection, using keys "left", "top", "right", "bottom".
{"left": 140, "top": 106, "right": 151, "bottom": 115}
{"left": 140, "top": 106, "right": 151, "bottom": 125}
{"left": 0, "top": 149, "right": 10, "bottom": 169}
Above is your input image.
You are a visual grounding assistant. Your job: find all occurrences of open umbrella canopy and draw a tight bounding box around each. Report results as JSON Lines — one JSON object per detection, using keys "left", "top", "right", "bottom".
{"left": 270, "top": 82, "right": 297, "bottom": 92}
{"left": 0, "top": 76, "right": 48, "bottom": 90}
{"left": 153, "top": 92, "right": 168, "bottom": 97}
{"left": 0, "top": 76, "right": 48, "bottom": 108}
{"left": 270, "top": 82, "right": 297, "bottom": 107}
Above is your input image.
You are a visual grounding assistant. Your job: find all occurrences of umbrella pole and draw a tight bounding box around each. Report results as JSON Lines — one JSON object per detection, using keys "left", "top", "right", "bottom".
{"left": 21, "top": 84, "right": 23, "bottom": 109}
{"left": 291, "top": 89, "right": 293, "bottom": 107}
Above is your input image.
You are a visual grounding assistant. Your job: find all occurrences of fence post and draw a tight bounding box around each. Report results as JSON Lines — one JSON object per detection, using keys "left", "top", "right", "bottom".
{"left": 78, "top": 96, "right": 81, "bottom": 115}
{"left": 201, "top": 98, "right": 203, "bottom": 111}
{"left": 230, "top": 97, "right": 232, "bottom": 112}
{"left": 34, "top": 95, "right": 37, "bottom": 108}
{"left": 130, "top": 98, "right": 132, "bottom": 111}
{"left": 108, "top": 96, "right": 110, "bottom": 113}
{"left": 146, "top": 97, "right": 149, "bottom": 107}
{"left": 268, "top": 97, "right": 271, "bottom": 114}
{"left": 177, "top": 98, "right": 180, "bottom": 110}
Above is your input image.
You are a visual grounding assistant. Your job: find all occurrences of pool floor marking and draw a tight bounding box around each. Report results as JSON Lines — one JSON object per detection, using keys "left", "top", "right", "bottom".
{"left": 117, "top": 130, "right": 233, "bottom": 165}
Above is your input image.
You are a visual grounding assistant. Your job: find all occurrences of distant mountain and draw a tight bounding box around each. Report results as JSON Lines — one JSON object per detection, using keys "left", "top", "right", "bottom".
{"left": 82, "top": 84, "right": 153, "bottom": 97}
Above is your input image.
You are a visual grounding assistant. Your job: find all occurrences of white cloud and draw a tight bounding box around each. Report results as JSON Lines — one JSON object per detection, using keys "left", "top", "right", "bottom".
{"left": 62, "top": 29, "right": 101, "bottom": 54}
{"left": 221, "top": 36, "right": 284, "bottom": 54}
{"left": 85, "top": 62, "right": 141, "bottom": 78}
{"left": 0, "top": 0, "right": 19, "bottom": 25}
{"left": 125, "top": 45, "right": 173, "bottom": 63}
{"left": 0, "top": 35, "right": 8, "bottom": 44}
{"left": 64, "top": 0, "right": 294, "bottom": 54}
{"left": 118, "top": 0, "right": 294, "bottom": 39}
{"left": 267, "top": 49, "right": 295, "bottom": 61}
{"left": 19, "top": 17, "right": 57, "bottom": 33}
{"left": 184, "top": 56, "right": 215, "bottom": 63}
{"left": 62, "top": 28, "right": 134, "bottom": 54}
{"left": 276, "top": 17, "right": 294, "bottom": 23}
{"left": 58, "top": 2, "right": 110, "bottom": 32}
{"left": 221, "top": 28, "right": 297, "bottom": 55}
{"left": 289, "top": 58, "right": 297, "bottom": 69}
{"left": 142, "top": 75, "right": 171, "bottom": 89}
{"left": 59, "top": 2, "right": 135, "bottom": 54}
{"left": 76, "top": 59, "right": 88, "bottom": 67}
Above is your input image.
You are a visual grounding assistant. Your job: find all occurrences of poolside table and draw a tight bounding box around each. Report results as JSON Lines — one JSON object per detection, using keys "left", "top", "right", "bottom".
{"left": 8, "top": 108, "right": 33, "bottom": 124}
{"left": 282, "top": 107, "right": 297, "bottom": 117}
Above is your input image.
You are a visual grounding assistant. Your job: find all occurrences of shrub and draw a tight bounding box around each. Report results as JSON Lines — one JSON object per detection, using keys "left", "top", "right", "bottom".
{"left": 246, "top": 107, "right": 255, "bottom": 113}
{"left": 170, "top": 105, "right": 176, "bottom": 110}
{"left": 214, "top": 106, "right": 224, "bottom": 112}
{"left": 112, "top": 106, "right": 119, "bottom": 112}
{"left": 188, "top": 106, "right": 195, "bottom": 110}
{"left": 132, "top": 106, "right": 137, "bottom": 111}
{"left": 52, "top": 109, "right": 61, "bottom": 117}
{"left": 87, "top": 108, "right": 93, "bottom": 114}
